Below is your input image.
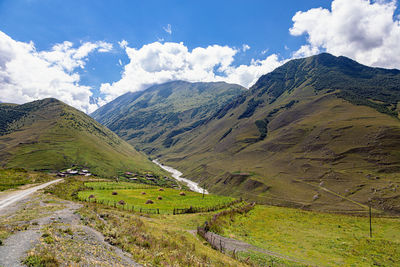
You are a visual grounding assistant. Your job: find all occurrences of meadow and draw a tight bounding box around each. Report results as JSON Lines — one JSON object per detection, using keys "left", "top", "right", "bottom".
{"left": 78, "top": 182, "right": 235, "bottom": 214}
{"left": 215, "top": 205, "right": 400, "bottom": 266}
{"left": 85, "top": 181, "right": 156, "bottom": 190}
{"left": 0, "top": 168, "right": 53, "bottom": 191}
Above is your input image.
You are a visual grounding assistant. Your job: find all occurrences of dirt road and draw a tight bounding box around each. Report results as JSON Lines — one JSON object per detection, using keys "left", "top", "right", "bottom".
{"left": 0, "top": 179, "right": 62, "bottom": 211}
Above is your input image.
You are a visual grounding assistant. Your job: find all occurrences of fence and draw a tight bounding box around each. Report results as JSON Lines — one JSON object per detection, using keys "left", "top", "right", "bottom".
{"left": 173, "top": 198, "right": 242, "bottom": 215}
{"left": 197, "top": 202, "right": 256, "bottom": 253}
{"left": 79, "top": 196, "right": 243, "bottom": 215}
{"left": 85, "top": 184, "right": 156, "bottom": 190}
{"left": 81, "top": 197, "right": 160, "bottom": 214}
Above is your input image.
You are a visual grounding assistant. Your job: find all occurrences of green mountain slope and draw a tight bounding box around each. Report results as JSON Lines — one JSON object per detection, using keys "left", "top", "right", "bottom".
{"left": 154, "top": 54, "right": 400, "bottom": 213}
{"left": 91, "top": 81, "right": 246, "bottom": 154}
{"left": 0, "top": 98, "right": 164, "bottom": 177}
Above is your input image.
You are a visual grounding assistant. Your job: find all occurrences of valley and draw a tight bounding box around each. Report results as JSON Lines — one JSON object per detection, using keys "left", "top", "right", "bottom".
{"left": 1, "top": 53, "right": 400, "bottom": 266}
{"left": 95, "top": 54, "right": 400, "bottom": 214}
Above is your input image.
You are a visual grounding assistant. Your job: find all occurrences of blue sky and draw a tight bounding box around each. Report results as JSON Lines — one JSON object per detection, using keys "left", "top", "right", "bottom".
{"left": 0, "top": 0, "right": 327, "bottom": 89}
{"left": 0, "top": 0, "right": 399, "bottom": 112}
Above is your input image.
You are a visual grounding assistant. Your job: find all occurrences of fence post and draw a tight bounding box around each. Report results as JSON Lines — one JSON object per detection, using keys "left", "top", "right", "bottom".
{"left": 157, "top": 208, "right": 159, "bottom": 214}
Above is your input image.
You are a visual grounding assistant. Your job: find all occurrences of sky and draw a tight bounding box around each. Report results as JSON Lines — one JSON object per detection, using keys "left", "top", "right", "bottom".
{"left": 0, "top": 0, "right": 400, "bottom": 113}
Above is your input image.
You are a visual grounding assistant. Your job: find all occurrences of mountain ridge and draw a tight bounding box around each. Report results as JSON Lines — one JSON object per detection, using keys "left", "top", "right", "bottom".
{"left": 124, "top": 53, "right": 400, "bottom": 213}
{"left": 92, "top": 80, "right": 246, "bottom": 154}
{"left": 0, "top": 98, "right": 164, "bottom": 177}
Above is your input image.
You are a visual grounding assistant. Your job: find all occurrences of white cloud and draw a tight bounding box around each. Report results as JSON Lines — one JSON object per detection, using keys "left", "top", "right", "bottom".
{"left": 0, "top": 31, "right": 111, "bottom": 113}
{"left": 100, "top": 42, "right": 284, "bottom": 102}
{"left": 39, "top": 41, "right": 112, "bottom": 72}
{"left": 118, "top": 40, "right": 128, "bottom": 48}
{"left": 242, "top": 44, "right": 251, "bottom": 52}
{"left": 290, "top": 0, "right": 400, "bottom": 68}
{"left": 261, "top": 49, "right": 269, "bottom": 55}
{"left": 163, "top": 24, "right": 172, "bottom": 35}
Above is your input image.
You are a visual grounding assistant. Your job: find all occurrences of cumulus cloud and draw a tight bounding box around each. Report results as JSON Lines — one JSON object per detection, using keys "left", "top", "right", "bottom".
{"left": 290, "top": 0, "right": 400, "bottom": 68}
{"left": 0, "top": 31, "right": 111, "bottom": 113}
{"left": 100, "top": 42, "right": 284, "bottom": 101}
{"left": 163, "top": 24, "right": 172, "bottom": 35}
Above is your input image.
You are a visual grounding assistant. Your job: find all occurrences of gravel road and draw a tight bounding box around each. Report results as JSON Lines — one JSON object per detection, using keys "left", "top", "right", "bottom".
{"left": 0, "top": 183, "right": 142, "bottom": 266}
{"left": 0, "top": 179, "right": 62, "bottom": 211}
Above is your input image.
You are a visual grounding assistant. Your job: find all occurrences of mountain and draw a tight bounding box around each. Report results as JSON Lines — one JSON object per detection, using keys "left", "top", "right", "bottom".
{"left": 150, "top": 54, "right": 400, "bottom": 213}
{"left": 91, "top": 81, "right": 246, "bottom": 153}
{"left": 0, "top": 98, "right": 163, "bottom": 177}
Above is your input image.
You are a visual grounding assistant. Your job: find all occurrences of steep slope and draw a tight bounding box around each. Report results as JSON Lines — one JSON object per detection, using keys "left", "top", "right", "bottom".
{"left": 0, "top": 98, "right": 164, "bottom": 177}
{"left": 91, "top": 81, "right": 246, "bottom": 154}
{"left": 157, "top": 53, "right": 400, "bottom": 213}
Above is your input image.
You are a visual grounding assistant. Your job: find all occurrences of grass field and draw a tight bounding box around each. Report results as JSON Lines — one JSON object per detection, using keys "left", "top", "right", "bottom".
{"left": 78, "top": 182, "right": 234, "bottom": 214}
{"left": 215, "top": 205, "right": 400, "bottom": 266}
{"left": 0, "top": 168, "right": 54, "bottom": 191}
{"left": 85, "top": 181, "right": 156, "bottom": 190}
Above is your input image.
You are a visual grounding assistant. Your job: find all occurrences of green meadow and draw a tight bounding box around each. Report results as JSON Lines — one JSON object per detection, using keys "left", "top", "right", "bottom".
{"left": 216, "top": 205, "right": 400, "bottom": 266}
{"left": 0, "top": 168, "right": 54, "bottom": 191}
{"left": 78, "top": 182, "right": 234, "bottom": 214}
{"left": 85, "top": 181, "right": 156, "bottom": 190}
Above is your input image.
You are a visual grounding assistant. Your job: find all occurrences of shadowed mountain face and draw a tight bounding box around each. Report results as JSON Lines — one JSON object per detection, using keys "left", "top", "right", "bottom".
{"left": 92, "top": 54, "right": 400, "bottom": 213}
{"left": 91, "top": 81, "right": 246, "bottom": 154}
{"left": 0, "top": 98, "right": 163, "bottom": 177}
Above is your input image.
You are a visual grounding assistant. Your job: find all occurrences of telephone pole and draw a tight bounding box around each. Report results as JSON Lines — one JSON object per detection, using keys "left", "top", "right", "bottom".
{"left": 369, "top": 205, "right": 372, "bottom": 238}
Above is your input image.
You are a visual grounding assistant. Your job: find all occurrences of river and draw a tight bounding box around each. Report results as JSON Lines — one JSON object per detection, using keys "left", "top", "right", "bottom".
{"left": 153, "top": 159, "right": 209, "bottom": 194}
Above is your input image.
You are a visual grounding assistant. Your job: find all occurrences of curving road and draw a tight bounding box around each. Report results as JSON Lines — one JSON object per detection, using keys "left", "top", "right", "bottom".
{"left": 0, "top": 179, "right": 62, "bottom": 211}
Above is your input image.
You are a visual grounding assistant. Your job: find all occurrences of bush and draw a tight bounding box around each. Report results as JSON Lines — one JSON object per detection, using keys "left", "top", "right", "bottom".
{"left": 24, "top": 254, "right": 59, "bottom": 267}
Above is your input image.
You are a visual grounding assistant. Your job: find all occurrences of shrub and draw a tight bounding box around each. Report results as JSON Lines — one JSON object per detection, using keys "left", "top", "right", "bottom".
{"left": 24, "top": 254, "right": 59, "bottom": 267}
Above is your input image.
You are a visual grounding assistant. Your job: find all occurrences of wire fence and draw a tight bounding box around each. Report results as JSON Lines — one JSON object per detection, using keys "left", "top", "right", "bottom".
{"left": 173, "top": 198, "right": 242, "bottom": 215}
{"left": 79, "top": 196, "right": 242, "bottom": 215}
{"left": 197, "top": 202, "right": 256, "bottom": 253}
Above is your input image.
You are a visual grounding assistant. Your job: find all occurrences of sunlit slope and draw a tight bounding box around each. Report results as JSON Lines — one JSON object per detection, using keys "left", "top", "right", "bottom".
{"left": 158, "top": 54, "right": 400, "bottom": 213}
{"left": 0, "top": 98, "right": 163, "bottom": 177}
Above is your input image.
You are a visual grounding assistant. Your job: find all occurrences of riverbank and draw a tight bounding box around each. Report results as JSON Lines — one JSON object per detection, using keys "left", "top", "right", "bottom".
{"left": 153, "top": 160, "right": 209, "bottom": 194}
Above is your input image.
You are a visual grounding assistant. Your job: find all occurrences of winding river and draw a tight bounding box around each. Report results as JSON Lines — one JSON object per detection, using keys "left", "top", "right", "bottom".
{"left": 153, "top": 159, "right": 209, "bottom": 194}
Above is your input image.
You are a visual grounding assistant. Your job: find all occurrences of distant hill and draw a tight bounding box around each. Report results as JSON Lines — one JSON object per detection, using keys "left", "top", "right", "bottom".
{"left": 91, "top": 81, "right": 246, "bottom": 154}
{"left": 0, "top": 98, "right": 164, "bottom": 177}
{"left": 151, "top": 54, "right": 400, "bottom": 213}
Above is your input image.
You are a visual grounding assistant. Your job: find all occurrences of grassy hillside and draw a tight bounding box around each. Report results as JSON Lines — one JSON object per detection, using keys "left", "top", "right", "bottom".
{"left": 0, "top": 98, "right": 165, "bottom": 177}
{"left": 215, "top": 205, "right": 400, "bottom": 266}
{"left": 153, "top": 54, "right": 400, "bottom": 213}
{"left": 0, "top": 168, "right": 54, "bottom": 191}
{"left": 91, "top": 81, "right": 245, "bottom": 154}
